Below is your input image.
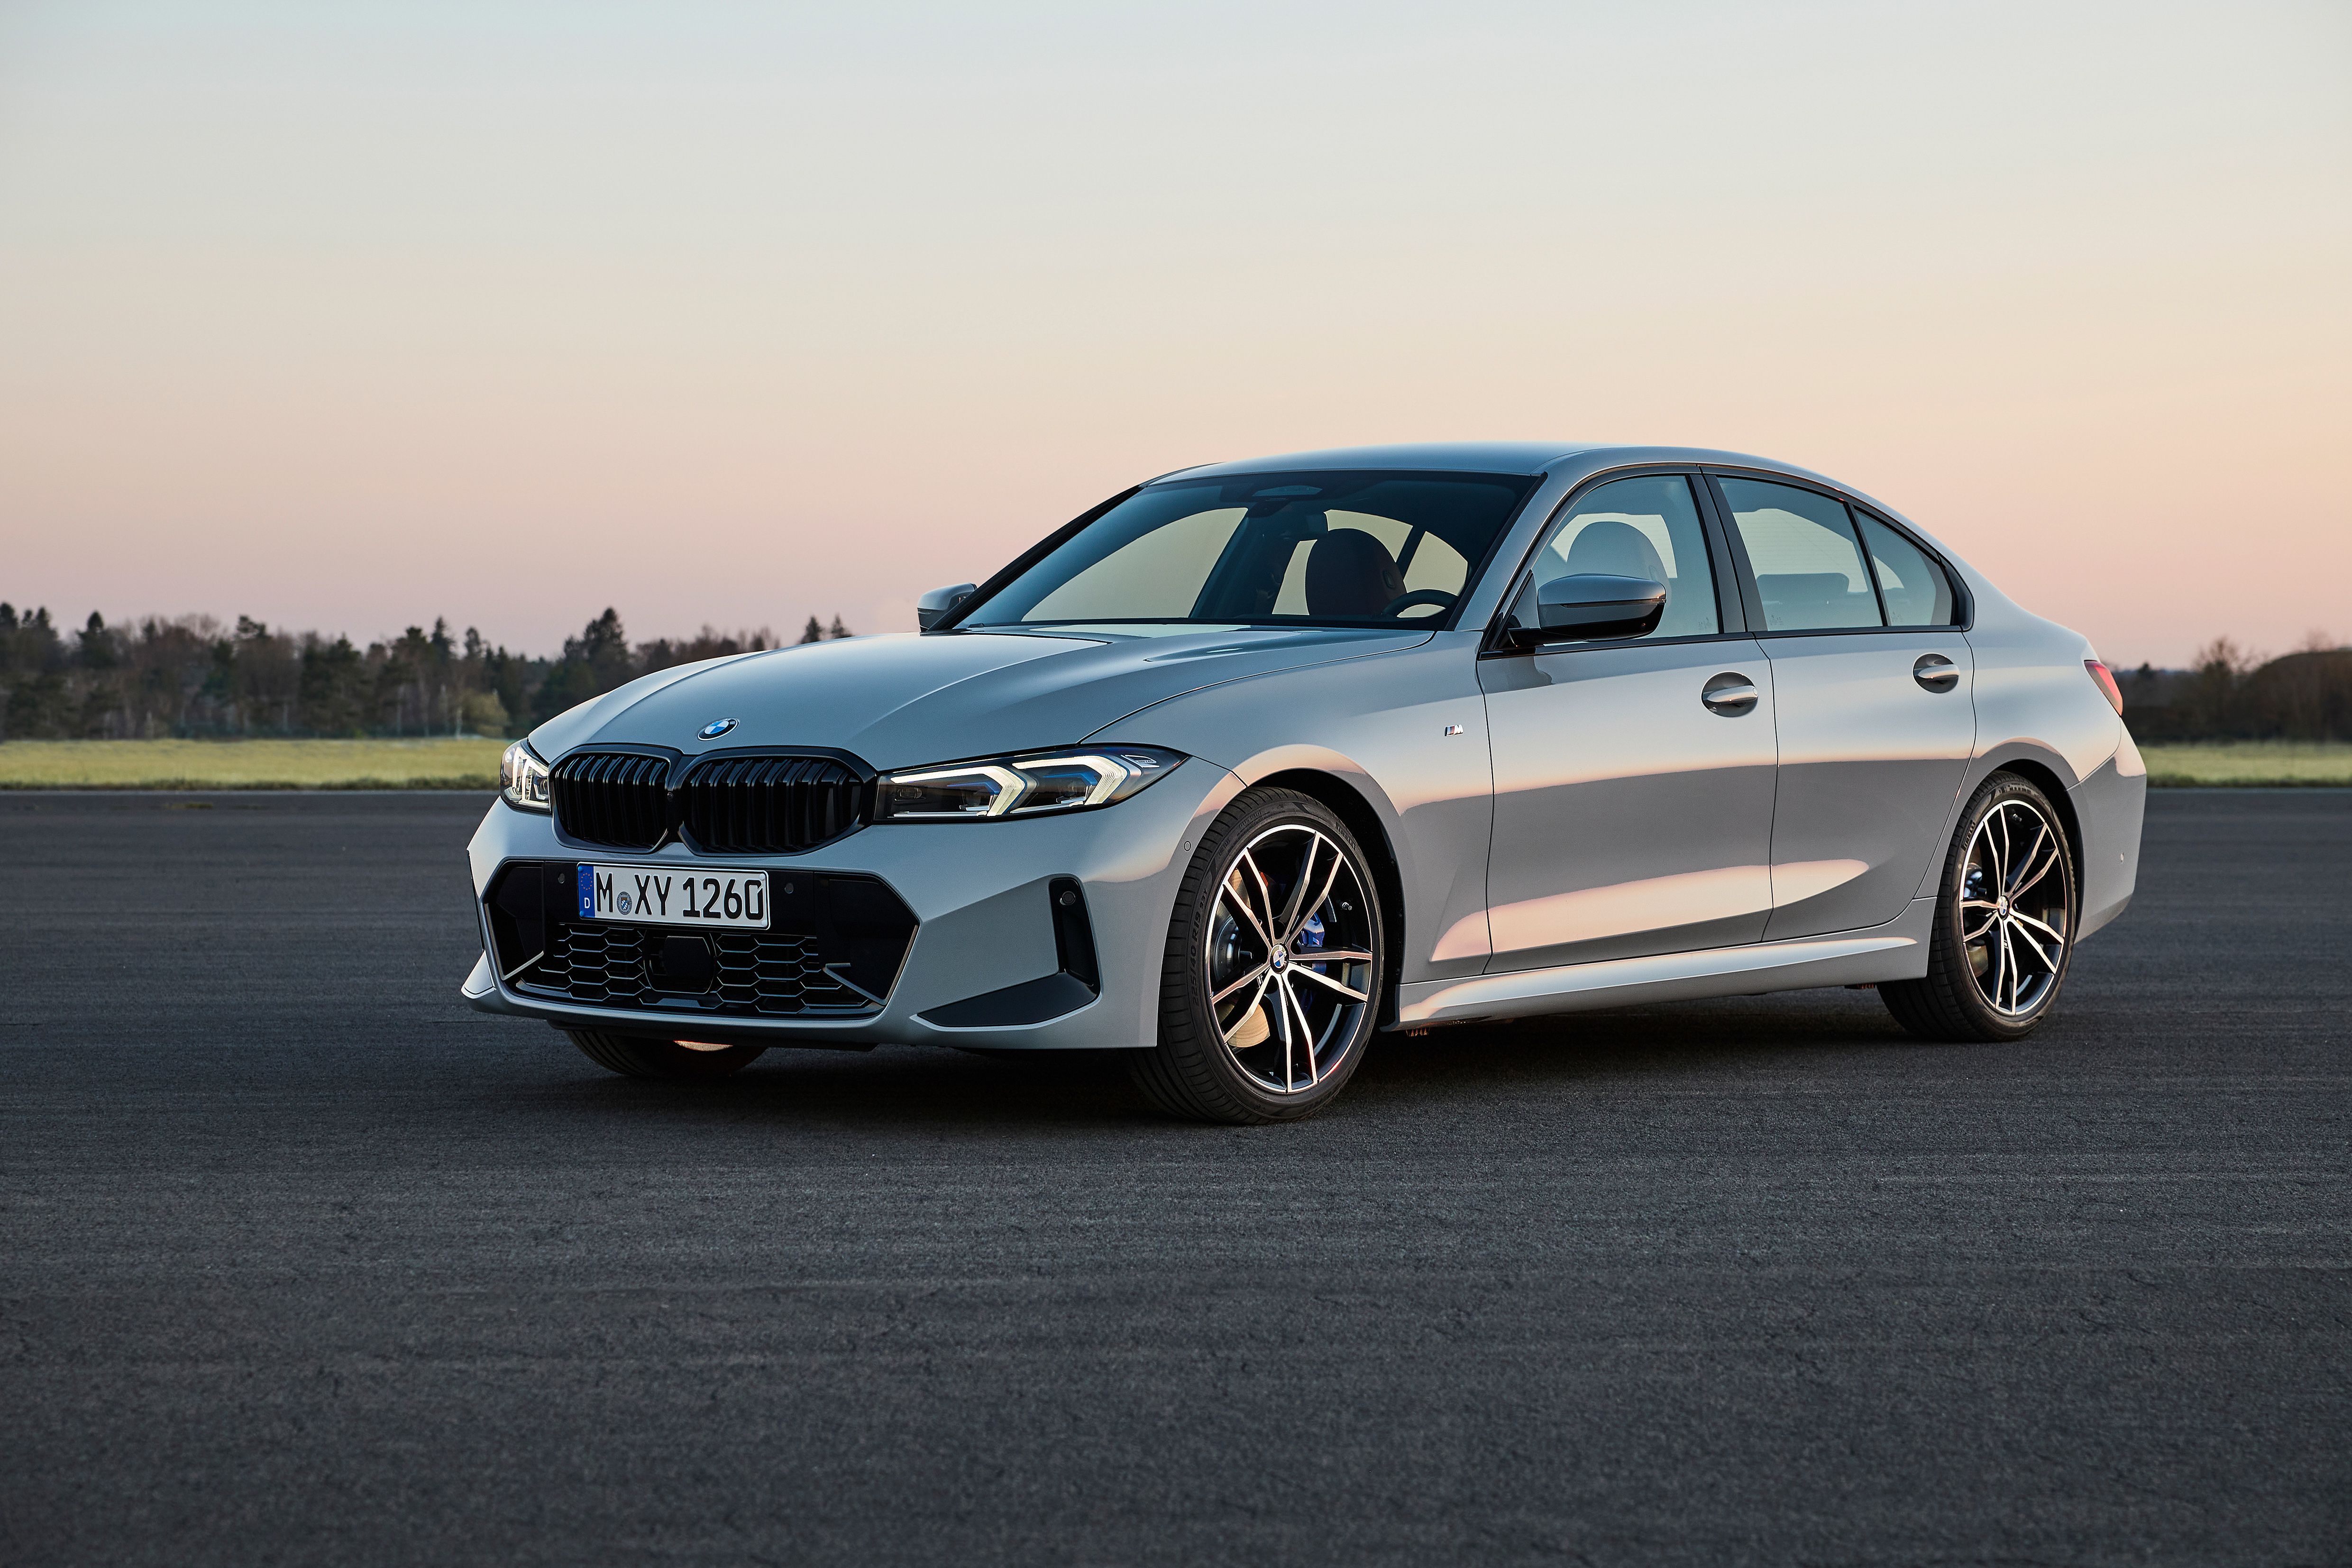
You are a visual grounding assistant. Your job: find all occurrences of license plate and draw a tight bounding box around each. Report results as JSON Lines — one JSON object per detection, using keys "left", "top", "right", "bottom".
{"left": 577, "top": 863, "right": 769, "bottom": 930}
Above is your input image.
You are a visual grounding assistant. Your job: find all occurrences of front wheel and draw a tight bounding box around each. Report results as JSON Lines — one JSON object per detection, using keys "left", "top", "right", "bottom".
{"left": 1129, "top": 788, "right": 1386, "bottom": 1124}
{"left": 1881, "top": 771, "right": 2077, "bottom": 1042}
{"left": 566, "top": 1030, "right": 767, "bottom": 1080}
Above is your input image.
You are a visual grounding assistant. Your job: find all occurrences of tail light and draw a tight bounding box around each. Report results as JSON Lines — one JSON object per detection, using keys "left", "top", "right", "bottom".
{"left": 2085, "top": 659, "right": 2123, "bottom": 715}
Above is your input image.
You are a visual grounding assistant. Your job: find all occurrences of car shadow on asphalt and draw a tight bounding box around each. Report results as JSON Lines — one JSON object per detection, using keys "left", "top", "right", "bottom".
{"left": 513, "top": 987, "right": 1949, "bottom": 1134}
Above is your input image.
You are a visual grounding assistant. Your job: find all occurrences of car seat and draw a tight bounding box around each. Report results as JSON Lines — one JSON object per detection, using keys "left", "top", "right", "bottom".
{"left": 1305, "top": 530, "right": 1407, "bottom": 618}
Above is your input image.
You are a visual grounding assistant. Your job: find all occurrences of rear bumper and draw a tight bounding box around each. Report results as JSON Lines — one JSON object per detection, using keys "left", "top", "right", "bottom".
{"left": 2071, "top": 735, "right": 2146, "bottom": 942}
{"left": 461, "top": 756, "right": 1242, "bottom": 1049}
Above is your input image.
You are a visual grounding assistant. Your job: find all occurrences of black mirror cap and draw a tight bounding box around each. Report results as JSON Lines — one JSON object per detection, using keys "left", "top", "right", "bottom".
{"left": 1501, "top": 573, "right": 1668, "bottom": 650}
{"left": 915, "top": 582, "right": 978, "bottom": 632}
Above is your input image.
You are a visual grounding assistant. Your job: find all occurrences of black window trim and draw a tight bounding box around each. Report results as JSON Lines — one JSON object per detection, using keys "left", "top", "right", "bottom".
{"left": 1700, "top": 466, "right": 1974, "bottom": 639}
{"left": 1477, "top": 463, "right": 1754, "bottom": 657}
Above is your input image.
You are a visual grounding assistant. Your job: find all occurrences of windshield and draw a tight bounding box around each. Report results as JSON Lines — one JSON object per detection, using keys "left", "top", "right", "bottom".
{"left": 959, "top": 470, "right": 1540, "bottom": 630}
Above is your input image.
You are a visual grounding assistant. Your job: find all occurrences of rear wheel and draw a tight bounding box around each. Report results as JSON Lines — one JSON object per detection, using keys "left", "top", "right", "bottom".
{"left": 1881, "top": 772, "right": 2077, "bottom": 1042}
{"left": 565, "top": 1029, "right": 767, "bottom": 1080}
{"left": 1130, "top": 788, "right": 1385, "bottom": 1124}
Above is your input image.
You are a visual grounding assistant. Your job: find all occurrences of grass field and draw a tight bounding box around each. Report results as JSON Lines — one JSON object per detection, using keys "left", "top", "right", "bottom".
{"left": 2137, "top": 741, "right": 2352, "bottom": 787}
{"left": 0, "top": 736, "right": 2346, "bottom": 789}
{"left": 0, "top": 738, "right": 504, "bottom": 789}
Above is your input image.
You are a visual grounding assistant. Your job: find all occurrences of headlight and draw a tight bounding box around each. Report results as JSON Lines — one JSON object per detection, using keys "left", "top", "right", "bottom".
{"left": 500, "top": 740, "right": 551, "bottom": 812}
{"left": 875, "top": 746, "right": 1184, "bottom": 822}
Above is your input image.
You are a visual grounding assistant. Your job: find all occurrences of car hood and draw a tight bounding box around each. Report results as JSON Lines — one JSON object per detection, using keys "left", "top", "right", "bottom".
{"left": 527, "top": 625, "right": 1433, "bottom": 770}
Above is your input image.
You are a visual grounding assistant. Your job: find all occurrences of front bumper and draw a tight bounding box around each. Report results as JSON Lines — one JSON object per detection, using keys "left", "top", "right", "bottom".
{"left": 461, "top": 755, "right": 1241, "bottom": 1050}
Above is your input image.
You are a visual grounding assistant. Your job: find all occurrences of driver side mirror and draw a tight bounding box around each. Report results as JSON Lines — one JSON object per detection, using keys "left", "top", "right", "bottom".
{"left": 915, "top": 582, "right": 978, "bottom": 632}
{"left": 1501, "top": 573, "right": 1667, "bottom": 651}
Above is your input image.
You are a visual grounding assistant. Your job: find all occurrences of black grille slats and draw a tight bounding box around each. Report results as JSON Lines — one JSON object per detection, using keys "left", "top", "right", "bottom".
{"left": 680, "top": 753, "right": 862, "bottom": 854}
{"left": 552, "top": 751, "right": 671, "bottom": 850}
{"left": 551, "top": 749, "right": 864, "bottom": 853}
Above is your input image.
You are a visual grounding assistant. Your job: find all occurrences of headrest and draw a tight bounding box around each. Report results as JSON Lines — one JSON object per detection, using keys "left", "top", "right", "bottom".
{"left": 1562, "top": 520, "right": 1667, "bottom": 585}
{"left": 1304, "top": 530, "right": 1407, "bottom": 618}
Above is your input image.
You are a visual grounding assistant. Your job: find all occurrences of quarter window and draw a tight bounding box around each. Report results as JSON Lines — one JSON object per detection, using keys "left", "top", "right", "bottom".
{"left": 1854, "top": 513, "right": 1957, "bottom": 627}
{"left": 1527, "top": 475, "right": 1719, "bottom": 640}
{"left": 1718, "top": 477, "right": 1884, "bottom": 632}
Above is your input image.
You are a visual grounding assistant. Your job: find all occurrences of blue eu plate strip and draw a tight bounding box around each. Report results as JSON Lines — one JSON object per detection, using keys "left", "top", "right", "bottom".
{"left": 577, "top": 863, "right": 595, "bottom": 918}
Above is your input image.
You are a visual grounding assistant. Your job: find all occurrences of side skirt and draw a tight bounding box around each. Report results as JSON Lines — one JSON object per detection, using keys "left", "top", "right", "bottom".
{"left": 1395, "top": 899, "right": 1933, "bottom": 1027}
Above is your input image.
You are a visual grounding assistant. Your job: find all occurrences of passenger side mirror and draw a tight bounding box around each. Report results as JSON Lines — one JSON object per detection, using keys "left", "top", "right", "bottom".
{"left": 1501, "top": 573, "right": 1667, "bottom": 650}
{"left": 915, "top": 582, "right": 978, "bottom": 632}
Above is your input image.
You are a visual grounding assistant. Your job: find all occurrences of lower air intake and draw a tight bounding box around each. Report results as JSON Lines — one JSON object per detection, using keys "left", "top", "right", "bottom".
{"left": 534, "top": 924, "right": 871, "bottom": 1015}
{"left": 483, "top": 861, "right": 915, "bottom": 1019}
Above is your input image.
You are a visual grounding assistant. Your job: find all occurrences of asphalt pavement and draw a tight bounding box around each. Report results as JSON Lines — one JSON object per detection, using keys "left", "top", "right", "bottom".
{"left": 2, "top": 789, "right": 2346, "bottom": 1566}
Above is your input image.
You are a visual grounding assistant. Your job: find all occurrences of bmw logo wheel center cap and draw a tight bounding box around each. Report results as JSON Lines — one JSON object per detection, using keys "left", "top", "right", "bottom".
{"left": 698, "top": 718, "right": 737, "bottom": 740}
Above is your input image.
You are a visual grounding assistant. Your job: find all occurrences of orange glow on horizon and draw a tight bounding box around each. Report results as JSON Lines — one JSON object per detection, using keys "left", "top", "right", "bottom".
{"left": 1, "top": 3, "right": 2344, "bottom": 668}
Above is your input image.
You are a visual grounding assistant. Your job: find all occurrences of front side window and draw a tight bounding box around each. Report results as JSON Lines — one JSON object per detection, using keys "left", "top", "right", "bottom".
{"left": 1854, "top": 513, "right": 1957, "bottom": 627}
{"left": 1526, "top": 474, "right": 1719, "bottom": 640}
{"left": 961, "top": 471, "right": 1537, "bottom": 630}
{"left": 1718, "top": 477, "right": 1884, "bottom": 632}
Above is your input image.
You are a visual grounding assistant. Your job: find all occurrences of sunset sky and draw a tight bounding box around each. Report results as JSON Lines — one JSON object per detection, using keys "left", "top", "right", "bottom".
{"left": 1, "top": 1, "right": 2345, "bottom": 667}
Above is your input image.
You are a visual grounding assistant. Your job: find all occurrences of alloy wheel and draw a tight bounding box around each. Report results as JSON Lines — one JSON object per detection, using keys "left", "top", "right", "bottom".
{"left": 1204, "top": 823, "right": 1377, "bottom": 1094}
{"left": 1960, "top": 798, "right": 2072, "bottom": 1017}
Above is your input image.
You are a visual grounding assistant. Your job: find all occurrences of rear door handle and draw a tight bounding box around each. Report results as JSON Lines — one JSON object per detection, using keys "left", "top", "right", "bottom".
{"left": 1702, "top": 672, "right": 1758, "bottom": 716}
{"left": 1913, "top": 653, "right": 1959, "bottom": 693}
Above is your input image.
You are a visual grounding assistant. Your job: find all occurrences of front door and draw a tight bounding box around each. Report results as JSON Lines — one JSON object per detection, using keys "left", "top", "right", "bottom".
{"left": 1711, "top": 475, "right": 1977, "bottom": 940}
{"left": 1479, "top": 473, "right": 1778, "bottom": 972}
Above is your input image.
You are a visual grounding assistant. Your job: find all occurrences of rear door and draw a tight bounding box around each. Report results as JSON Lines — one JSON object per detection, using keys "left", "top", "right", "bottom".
{"left": 1709, "top": 474, "right": 1976, "bottom": 940}
{"left": 1479, "top": 472, "right": 1778, "bottom": 971}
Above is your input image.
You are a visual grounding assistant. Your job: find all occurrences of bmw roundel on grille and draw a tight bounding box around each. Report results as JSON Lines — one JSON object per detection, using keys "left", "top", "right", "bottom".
{"left": 698, "top": 718, "right": 737, "bottom": 740}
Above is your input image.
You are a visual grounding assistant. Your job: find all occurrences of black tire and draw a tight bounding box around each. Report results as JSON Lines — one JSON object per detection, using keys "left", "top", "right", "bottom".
{"left": 1129, "top": 787, "right": 1386, "bottom": 1124}
{"left": 565, "top": 1029, "right": 766, "bottom": 1081}
{"left": 1882, "top": 771, "right": 2078, "bottom": 1042}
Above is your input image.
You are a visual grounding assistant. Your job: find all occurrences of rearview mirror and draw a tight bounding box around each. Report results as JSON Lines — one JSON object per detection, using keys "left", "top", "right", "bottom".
{"left": 1501, "top": 573, "right": 1667, "bottom": 650}
{"left": 916, "top": 582, "right": 978, "bottom": 632}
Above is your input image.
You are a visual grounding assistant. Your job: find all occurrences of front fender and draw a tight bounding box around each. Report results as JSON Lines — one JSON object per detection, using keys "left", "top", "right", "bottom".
{"left": 1087, "top": 634, "right": 1495, "bottom": 983}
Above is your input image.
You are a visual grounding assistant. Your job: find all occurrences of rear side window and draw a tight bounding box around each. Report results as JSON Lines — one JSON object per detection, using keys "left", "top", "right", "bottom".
{"left": 1854, "top": 513, "right": 1957, "bottom": 626}
{"left": 1718, "top": 477, "right": 1883, "bottom": 632}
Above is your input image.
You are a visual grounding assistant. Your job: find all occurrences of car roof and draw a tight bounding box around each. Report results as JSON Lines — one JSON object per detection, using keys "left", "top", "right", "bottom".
{"left": 1162, "top": 441, "right": 1838, "bottom": 484}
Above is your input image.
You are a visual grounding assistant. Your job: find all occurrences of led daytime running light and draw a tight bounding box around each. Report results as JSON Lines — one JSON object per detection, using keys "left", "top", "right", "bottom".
{"left": 887, "top": 761, "right": 1034, "bottom": 818}
{"left": 500, "top": 740, "right": 552, "bottom": 812}
{"left": 877, "top": 747, "right": 1181, "bottom": 822}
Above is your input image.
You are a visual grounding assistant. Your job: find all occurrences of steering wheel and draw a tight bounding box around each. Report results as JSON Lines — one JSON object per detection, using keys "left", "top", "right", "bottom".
{"left": 1379, "top": 588, "right": 1457, "bottom": 620}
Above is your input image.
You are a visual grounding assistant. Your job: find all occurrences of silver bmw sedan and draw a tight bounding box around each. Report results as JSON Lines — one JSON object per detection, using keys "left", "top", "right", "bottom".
{"left": 463, "top": 443, "right": 2146, "bottom": 1123}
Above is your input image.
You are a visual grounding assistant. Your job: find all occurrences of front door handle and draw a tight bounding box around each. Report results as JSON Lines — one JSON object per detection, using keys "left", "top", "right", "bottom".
{"left": 1702, "top": 672, "right": 1758, "bottom": 716}
{"left": 1913, "top": 653, "right": 1959, "bottom": 693}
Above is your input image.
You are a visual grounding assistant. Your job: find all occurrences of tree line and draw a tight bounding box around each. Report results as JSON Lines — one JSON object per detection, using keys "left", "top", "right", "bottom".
{"left": 0, "top": 604, "right": 855, "bottom": 740}
{"left": 2114, "top": 637, "right": 2351, "bottom": 742}
{"left": 8, "top": 601, "right": 2343, "bottom": 744}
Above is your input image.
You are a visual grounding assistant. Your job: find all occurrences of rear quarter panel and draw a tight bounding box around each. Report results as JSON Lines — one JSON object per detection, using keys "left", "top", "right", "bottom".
{"left": 1946, "top": 591, "right": 2141, "bottom": 935}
